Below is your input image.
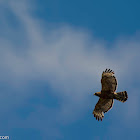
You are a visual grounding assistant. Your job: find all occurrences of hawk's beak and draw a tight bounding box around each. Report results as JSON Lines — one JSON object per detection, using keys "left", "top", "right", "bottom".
{"left": 94, "top": 93, "right": 96, "bottom": 96}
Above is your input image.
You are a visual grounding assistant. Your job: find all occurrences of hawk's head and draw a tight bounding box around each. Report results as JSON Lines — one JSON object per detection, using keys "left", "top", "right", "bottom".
{"left": 94, "top": 92, "right": 101, "bottom": 97}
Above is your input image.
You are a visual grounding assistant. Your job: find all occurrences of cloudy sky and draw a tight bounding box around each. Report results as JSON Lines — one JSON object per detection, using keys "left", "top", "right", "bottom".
{"left": 0, "top": 0, "right": 140, "bottom": 140}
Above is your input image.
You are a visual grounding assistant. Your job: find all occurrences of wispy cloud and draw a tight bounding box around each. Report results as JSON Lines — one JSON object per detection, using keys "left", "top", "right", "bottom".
{"left": 0, "top": 1, "right": 140, "bottom": 139}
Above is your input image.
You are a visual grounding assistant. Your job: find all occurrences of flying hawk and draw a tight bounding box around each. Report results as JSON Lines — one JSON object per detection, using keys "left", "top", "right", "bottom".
{"left": 93, "top": 69, "right": 128, "bottom": 121}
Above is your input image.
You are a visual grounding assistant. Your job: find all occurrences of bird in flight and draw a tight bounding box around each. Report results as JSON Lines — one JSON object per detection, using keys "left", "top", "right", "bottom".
{"left": 93, "top": 69, "right": 128, "bottom": 121}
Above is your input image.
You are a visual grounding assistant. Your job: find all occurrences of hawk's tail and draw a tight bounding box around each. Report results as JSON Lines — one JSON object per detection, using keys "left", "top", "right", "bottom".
{"left": 114, "top": 91, "right": 128, "bottom": 102}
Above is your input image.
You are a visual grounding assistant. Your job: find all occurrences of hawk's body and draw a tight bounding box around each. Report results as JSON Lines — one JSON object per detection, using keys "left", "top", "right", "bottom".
{"left": 93, "top": 69, "right": 128, "bottom": 121}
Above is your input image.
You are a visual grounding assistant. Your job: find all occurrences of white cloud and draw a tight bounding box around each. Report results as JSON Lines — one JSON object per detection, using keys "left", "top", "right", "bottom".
{"left": 0, "top": 0, "right": 140, "bottom": 139}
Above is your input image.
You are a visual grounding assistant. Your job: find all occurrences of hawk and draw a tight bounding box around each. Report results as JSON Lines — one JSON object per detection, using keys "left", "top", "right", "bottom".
{"left": 93, "top": 69, "right": 128, "bottom": 121}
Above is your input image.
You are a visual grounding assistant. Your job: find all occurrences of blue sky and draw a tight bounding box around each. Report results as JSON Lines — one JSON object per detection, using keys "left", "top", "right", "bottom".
{"left": 0, "top": 0, "right": 140, "bottom": 140}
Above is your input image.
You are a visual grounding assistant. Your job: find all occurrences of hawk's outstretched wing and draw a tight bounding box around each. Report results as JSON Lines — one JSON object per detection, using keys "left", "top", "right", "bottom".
{"left": 93, "top": 98, "right": 113, "bottom": 121}
{"left": 101, "top": 69, "right": 117, "bottom": 92}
